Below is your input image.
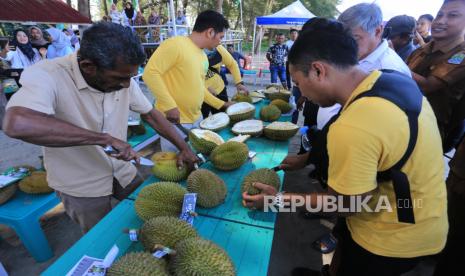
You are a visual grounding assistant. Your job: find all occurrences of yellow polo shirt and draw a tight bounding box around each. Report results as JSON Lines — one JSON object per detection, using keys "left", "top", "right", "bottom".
{"left": 327, "top": 70, "right": 448, "bottom": 258}
{"left": 205, "top": 45, "right": 242, "bottom": 95}
{"left": 143, "top": 36, "right": 225, "bottom": 123}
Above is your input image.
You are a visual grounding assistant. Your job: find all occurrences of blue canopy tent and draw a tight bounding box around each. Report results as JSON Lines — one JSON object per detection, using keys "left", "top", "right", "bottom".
{"left": 252, "top": 0, "right": 316, "bottom": 63}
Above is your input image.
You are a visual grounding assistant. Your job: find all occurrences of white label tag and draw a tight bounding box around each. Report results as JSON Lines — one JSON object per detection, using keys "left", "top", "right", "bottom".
{"left": 179, "top": 193, "right": 197, "bottom": 226}
{"left": 129, "top": 229, "right": 138, "bottom": 242}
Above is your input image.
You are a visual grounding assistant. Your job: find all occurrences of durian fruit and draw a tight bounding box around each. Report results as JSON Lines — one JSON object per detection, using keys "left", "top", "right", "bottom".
{"left": 135, "top": 182, "right": 187, "bottom": 221}
{"left": 187, "top": 169, "right": 227, "bottom": 208}
{"left": 151, "top": 152, "right": 189, "bottom": 182}
{"left": 210, "top": 141, "right": 249, "bottom": 171}
{"left": 140, "top": 216, "right": 198, "bottom": 251}
{"left": 250, "top": 91, "right": 265, "bottom": 103}
{"left": 226, "top": 102, "right": 256, "bottom": 123}
{"left": 231, "top": 93, "right": 253, "bottom": 103}
{"left": 18, "top": 171, "right": 53, "bottom": 194}
{"left": 171, "top": 238, "right": 236, "bottom": 276}
{"left": 227, "top": 135, "right": 251, "bottom": 143}
{"left": 107, "top": 252, "right": 169, "bottom": 276}
{"left": 200, "top": 112, "right": 230, "bottom": 132}
{"left": 265, "top": 84, "right": 282, "bottom": 90}
{"left": 189, "top": 129, "right": 224, "bottom": 155}
{"left": 129, "top": 124, "right": 147, "bottom": 136}
{"left": 241, "top": 168, "right": 281, "bottom": 195}
{"left": 260, "top": 105, "right": 282, "bottom": 122}
{"left": 268, "top": 91, "right": 291, "bottom": 102}
{"left": 270, "top": 99, "right": 292, "bottom": 114}
{"left": 264, "top": 121, "right": 299, "bottom": 141}
{"left": 231, "top": 120, "right": 264, "bottom": 136}
{"left": 0, "top": 184, "right": 17, "bottom": 205}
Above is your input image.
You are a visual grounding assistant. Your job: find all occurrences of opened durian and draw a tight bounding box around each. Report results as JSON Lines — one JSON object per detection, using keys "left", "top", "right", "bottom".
{"left": 249, "top": 91, "right": 265, "bottom": 103}
{"left": 18, "top": 171, "right": 53, "bottom": 194}
{"left": 210, "top": 141, "right": 249, "bottom": 171}
{"left": 226, "top": 102, "right": 255, "bottom": 123}
{"left": 231, "top": 93, "right": 253, "bottom": 103}
{"left": 227, "top": 135, "right": 251, "bottom": 143}
{"left": 140, "top": 216, "right": 198, "bottom": 251}
{"left": 268, "top": 91, "right": 291, "bottom": 102}
{"left": 241, "top": 168, "right": 281, "bottom": 195}
{"left": 264, "top": 122, "right": 299, "bottom": 141}
{"left": 107, "top": 252, "right": 169, "bottom": 276}
{"left": 189, "top": 129, "right": 224, "bottom": 155}
{"left": 151, "top": 152, "right": 189, "bottom": 182}
{"left": 200, "top": 112, "right": 230, "bottom": 132}
{"left": 187, "top": 169, "right": 227, "bottom": 208}
{"left": 270, "top": 99, "right": 292, "bottom": 114}
{"left": 260, "top": 105, "right": 282, "bottom": 122}
{"left": 231, "top": 120, "right": 263, "bottom": 136}
{"left": 0, "top": 184, "right": 17, "bottom": 205}
{"left": 171, "top": 238, "right": 236, "bottom": 276}
{"left": 135, "top": 182, "right": 187, "bottom": 221}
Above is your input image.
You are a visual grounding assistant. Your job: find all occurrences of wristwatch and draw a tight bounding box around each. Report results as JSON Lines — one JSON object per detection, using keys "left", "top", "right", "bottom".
{"left": 273, "top": 192, "right": 285, "bottom": 208}
{"left": 235, "top": 81, "right": 245, "bottom": 86}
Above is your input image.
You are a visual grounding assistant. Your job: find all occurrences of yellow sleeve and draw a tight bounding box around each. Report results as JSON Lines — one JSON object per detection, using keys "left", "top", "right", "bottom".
{"left": 204, "top": 87, "right": 225, "bottom": 110}
{"left": 217, "top": 45, "right": 242, "bottom": 85}
{"left": 327, "top": 123, "right": 380, "bottom": 195}
{"left": 142, "top": 39, "right": 178, "bottom": 112}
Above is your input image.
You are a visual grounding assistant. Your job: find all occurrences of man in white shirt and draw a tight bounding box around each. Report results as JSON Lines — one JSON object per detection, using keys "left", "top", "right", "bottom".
{"left": 317, "top": 3, "right": 411, "bottom": 129}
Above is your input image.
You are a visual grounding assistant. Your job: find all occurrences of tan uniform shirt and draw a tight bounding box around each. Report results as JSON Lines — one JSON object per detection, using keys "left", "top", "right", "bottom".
{"left": 407, "top": 41, "right": 465, "bottom": 139}
{"left": 6, "top": 53, "right": 153, "bottom": 197}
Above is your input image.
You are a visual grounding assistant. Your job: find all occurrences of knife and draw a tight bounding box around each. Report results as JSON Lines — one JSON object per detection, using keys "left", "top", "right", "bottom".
{"left": 103, "top": 145, "right": 154, "bottom": 166}
{"left": 174, "top": 123, "right": 190, "bottom": 142}
{"left": 271, "top": 165, "right": 282, "bottom": 172}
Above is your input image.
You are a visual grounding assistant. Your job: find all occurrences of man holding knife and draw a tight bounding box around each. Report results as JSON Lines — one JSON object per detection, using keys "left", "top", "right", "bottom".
{"left": 3, "top": 22, "right": 197, "bottom": 233}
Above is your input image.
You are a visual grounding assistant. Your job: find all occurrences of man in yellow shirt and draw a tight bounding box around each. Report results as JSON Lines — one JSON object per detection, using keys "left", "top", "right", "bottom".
{"left": 202, "top": 44, "right": 248, "bottom": 118}
{"left": 143, "top": 10, "right": 233, "bottom": 151}
{"left": 242, "top": 19, "right": 448, "bottom": 275}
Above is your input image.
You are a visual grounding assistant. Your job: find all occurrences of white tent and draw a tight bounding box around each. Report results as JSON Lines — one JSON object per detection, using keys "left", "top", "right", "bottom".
{"left": 252, "top": 1, "right": 316, "bottom": 60}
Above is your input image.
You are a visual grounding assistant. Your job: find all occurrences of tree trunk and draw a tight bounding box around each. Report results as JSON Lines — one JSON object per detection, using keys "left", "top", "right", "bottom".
{"left": 182, "top": 0, "right": 188, "bottom": 13}
{"left": 216, "top": 0, "right": 223, "bottom": 14}
{"left": 102, "top": 0, "right": 109, "bottom": 16}
{"left": 78, "top": 0, "right": 91, "bottom": 19}
{"left": 66, "top": 0, "right": 72, "bottom": 6}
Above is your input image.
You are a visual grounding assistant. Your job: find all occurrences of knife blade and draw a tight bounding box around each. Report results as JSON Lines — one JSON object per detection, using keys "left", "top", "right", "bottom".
{"left": 272, "top": 165, "right": 282, "bottom": 172}
{"left": 131, "top": 157, "right": 154, "bottom": 166}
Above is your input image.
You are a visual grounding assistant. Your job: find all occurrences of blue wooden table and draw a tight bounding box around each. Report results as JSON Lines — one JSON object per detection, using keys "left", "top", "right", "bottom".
{"left": 128, "top": 123, "right": 160, "bottom": 152}
{"left": 43, "top": 100, "right": 292, "bottom": 275}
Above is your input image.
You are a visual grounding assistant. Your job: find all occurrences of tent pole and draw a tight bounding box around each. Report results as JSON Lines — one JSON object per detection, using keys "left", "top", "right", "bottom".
{"left": 252, "top": 20, "right": 257, "bottom": 56}
{"left": 169, "top": 0, "right": 177, "bottom": 36}
{"left": 258, "top": 27, "right": 263, "bottom": 72}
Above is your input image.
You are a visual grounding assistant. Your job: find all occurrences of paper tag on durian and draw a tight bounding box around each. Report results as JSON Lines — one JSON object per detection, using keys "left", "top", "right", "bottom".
{"left": 179, "top": 193, "right": 197, "bottom": 226}
{"left": 128, "top": 229, "right": 138, "bottom": 242}
{"left": 153, "top": 247, "right": 173, "bottom": 259}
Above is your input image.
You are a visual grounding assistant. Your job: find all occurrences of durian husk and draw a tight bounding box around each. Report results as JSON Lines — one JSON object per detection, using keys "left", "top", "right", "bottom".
{"left": 263, "top": 122, "right": 299, "bottom": 141}
{"left": 18, "top": 171, "right": 53, "bottom": 194}
{"left": 231, "top": 120, "right": 264, "bottom": 136}
{"left": 151, "top": 152, "right": 189, "bottom": 182}
{"left": 231, "top": 94, "right": 253, "bottom": 103}
{"left": 189, "top": 129, "right": 224, "bottom": 155}
{"left": 199, "top": 112, "right": 230, "bottom": 132}
{"left": 0, "top": 184, "right": 17, "bottom": 205}
{"left": 187, "top": 169, "right": 227, "bottom": 208}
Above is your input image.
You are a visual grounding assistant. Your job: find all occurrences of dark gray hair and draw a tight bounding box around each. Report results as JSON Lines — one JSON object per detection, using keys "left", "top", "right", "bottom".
{"left": 338, "top": 3, "right": 383, "bottom": 35}
{"left": 80, "top": 22, "right": 146, "bottom": 69}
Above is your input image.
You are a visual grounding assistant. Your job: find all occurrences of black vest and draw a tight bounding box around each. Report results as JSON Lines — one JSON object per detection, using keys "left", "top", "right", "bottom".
{"left": 308, "top": 70, "right": 423, "bottom": 224}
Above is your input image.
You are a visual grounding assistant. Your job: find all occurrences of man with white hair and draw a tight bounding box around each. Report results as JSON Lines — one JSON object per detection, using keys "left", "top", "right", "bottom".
{"left": 316, "top": 3, "right": 411, "bottom": 129}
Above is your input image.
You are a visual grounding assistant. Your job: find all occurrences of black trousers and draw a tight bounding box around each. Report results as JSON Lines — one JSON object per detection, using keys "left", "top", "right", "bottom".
{"left": 332, "top": 219, "right": 424, "bottom": 276}
{"left": 201, "top": 87, "right": 228, "bottom": 119}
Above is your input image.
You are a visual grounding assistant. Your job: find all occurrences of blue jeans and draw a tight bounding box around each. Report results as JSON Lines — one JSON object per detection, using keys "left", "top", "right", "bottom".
{"left": 270, "top": 64, "right": 287, "bottom": 86}
{"left": 291, "top": 86, "right": 301, "bottom": 124}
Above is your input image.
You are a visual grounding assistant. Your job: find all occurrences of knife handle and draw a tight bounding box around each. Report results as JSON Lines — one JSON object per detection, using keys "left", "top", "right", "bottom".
{"left": 103, "top": 145, "right": 119, "bottom": 154}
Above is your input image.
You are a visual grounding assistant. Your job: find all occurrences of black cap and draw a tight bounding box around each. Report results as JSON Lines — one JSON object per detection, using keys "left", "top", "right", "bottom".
{"left": 384, "top": 15, "right": 416, "bottom": 38}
